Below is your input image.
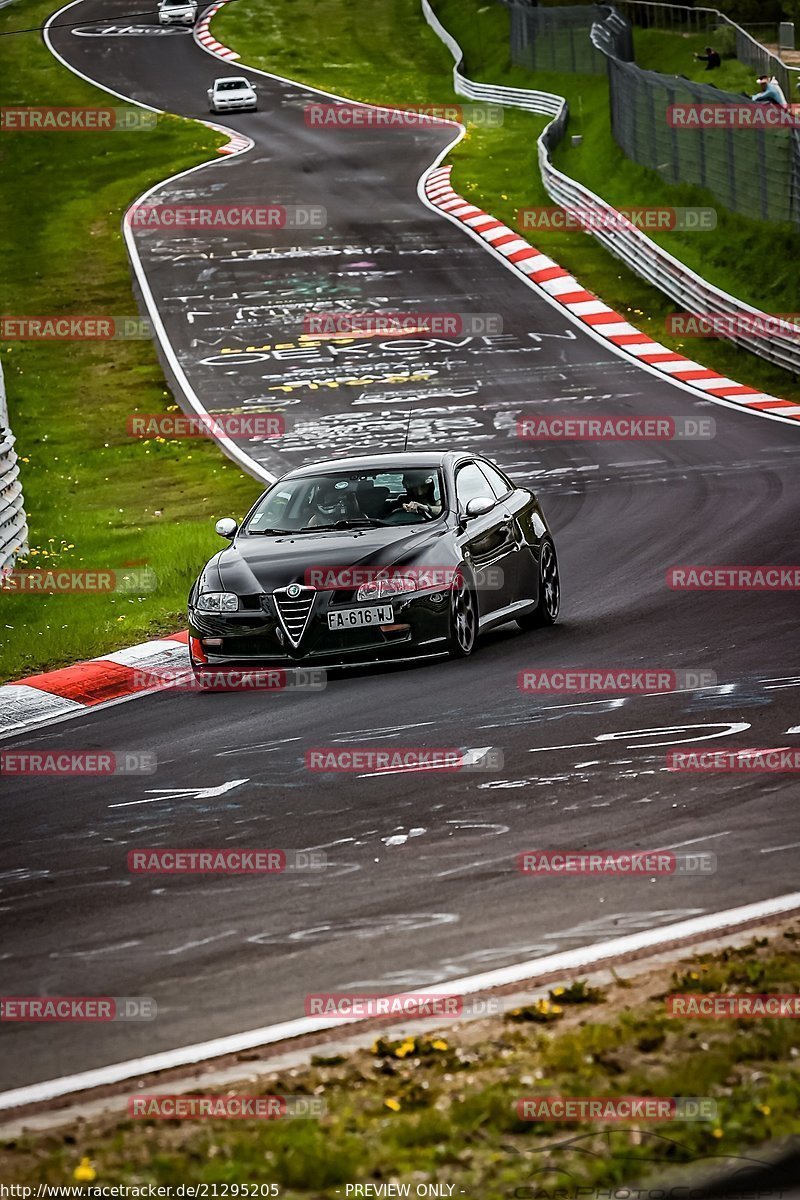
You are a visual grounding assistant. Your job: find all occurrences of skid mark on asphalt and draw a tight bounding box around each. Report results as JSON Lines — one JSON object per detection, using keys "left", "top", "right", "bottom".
{"left": 341, "top": 908, "right": 706, "bottom": 988}
{"left": 246, "top": 912, "right": 458, "bottom": 947}
{"left": 161, "top": 930, "right": 237, "bottom": 956}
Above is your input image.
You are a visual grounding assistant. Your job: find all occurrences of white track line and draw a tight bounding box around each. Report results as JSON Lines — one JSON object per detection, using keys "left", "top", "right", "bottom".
{"left": 2, "top": 890, "right": 799, "bottom": 1111}
{"left": 43, "top": 0, "right": 271, "bottom": 485}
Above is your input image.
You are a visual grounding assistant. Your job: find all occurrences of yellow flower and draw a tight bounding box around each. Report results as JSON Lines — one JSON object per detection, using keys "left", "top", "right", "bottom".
{"left": 552, "top": 987, "right": 565, "bottom": 996}
{"left": 711, "top": 1128, "right": 723, "bottom": 1139}
{"left": 756, "top": 1104, "right": 771, "bottom": 1116}
{"left": 394, "top": 1038, "right": 416, "bottom": 1059}
{"left": 431, "top": 1039, "right": 448, "bottom": 1051}
{"left": 73, "top": 1158, "right": 96, "bottom": 1182}
{"left": 384, "top": 1097, "right": 401, "bottom": 1111}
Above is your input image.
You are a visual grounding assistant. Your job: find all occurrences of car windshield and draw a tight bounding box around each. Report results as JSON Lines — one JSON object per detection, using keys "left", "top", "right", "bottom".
{"left": 217, "top": 80, "right": 249, "bottom": 91}
{"left": 244, "top": 468, "right": 446, "bottom": 533}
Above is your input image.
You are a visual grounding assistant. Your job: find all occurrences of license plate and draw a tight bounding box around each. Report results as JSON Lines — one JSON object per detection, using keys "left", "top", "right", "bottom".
{"left": 327, "top": 605, "right": 394, "bottom": 630}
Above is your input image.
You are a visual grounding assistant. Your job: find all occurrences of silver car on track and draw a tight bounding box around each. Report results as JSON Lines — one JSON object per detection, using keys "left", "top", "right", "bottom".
{"left": 208, "top": 77, "right": 257, "bottom": 113}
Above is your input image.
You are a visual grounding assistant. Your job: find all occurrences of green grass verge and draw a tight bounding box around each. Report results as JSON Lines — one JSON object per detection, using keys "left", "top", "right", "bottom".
{"left": 3, "top": 929, "right": 799, "bottom": 1191}
{"left": 0, "top": 0, "right": 259, "bottom": 681}
{"left": 214, "top": 0, "right": 800, "bottom": 406}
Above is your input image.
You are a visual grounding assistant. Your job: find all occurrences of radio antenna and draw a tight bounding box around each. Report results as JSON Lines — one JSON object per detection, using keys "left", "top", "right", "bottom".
{"left": 401, "top": 403, "right": 413, "bottom": 453}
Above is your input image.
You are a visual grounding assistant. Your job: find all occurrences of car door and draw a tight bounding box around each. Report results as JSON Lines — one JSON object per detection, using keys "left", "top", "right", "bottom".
{"left": 454, "top": 461, "right": 516, "bottom": 614}
{"left": 475, "top": 460, "right": 539, "bottom": 604}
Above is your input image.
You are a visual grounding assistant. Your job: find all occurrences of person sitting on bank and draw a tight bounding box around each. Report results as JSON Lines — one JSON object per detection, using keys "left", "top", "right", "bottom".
{"left": 694, "top": 46, "right": 721, "bottom": 70}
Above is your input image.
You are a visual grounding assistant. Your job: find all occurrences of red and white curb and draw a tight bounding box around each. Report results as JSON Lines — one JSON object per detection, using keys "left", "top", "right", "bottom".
{"left": 195, "top": 1, "right": 239, "bottom": 61}
{"left": 0, "top": 633, "right": 189, "bottom": 736}
{"left": 425, "top": 166, "right": 800, "bottom": 426}
{"left": 194, "top": 3, "right": 252, "bottom": 155}
{"left": 214, "top": 129, "right": 251, "bottom": 156}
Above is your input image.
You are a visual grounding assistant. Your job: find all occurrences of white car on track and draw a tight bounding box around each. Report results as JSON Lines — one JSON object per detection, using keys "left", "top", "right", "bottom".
{"left": 158, "top": 0, "right": 197, "bottom": 25}
{"left": 207, "top": 77, "right": 258, "bottom": 114}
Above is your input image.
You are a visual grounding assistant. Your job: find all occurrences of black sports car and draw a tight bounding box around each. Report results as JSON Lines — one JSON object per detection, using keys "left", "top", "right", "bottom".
{"left": 188, "top": 451, "right": 559, "bottom": 680}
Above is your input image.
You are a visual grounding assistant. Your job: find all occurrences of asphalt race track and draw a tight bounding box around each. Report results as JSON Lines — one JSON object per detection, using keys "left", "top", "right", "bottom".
{"left": 1, "top": 0, "right": 799, "bottom": 1094}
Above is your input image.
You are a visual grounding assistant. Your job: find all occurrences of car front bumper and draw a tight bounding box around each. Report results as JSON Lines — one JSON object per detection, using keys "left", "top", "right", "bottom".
{"left": 210, "top": 98, "right": 256, "bottom": 110}
{"left": 188, "top": 589, "right": 450, "bottom": 670}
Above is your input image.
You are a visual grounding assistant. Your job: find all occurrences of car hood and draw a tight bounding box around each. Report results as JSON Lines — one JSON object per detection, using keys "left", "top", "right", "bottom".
{"left": 210, "top": 525, "right": 447, "bottom": 593}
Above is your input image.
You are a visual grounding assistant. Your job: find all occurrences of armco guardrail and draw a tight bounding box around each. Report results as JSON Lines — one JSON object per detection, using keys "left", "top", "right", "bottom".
{"left": 0, "top": 361, "right": 29, "bottom": 573}
{"left": 422, "top": 0, "right": 800, "bottom": 376}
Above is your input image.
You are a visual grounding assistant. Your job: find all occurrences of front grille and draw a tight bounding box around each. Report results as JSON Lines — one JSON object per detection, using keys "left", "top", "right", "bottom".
{"left": 272, "top": 586, "right": 316, "bottom": 647}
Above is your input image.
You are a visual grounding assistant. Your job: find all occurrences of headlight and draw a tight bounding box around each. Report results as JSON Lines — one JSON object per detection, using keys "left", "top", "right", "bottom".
{"left": 356, "top": 575, "right": 417, "bottom": 602}
{"left": 195, "top": 590, "right": 239, "bottom": 613}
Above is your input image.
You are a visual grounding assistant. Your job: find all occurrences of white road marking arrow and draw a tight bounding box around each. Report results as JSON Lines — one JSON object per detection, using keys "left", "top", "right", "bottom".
{"left": 358, "top": 747, "right": 495, "bottom": 777}
{"left": 109, "top": 780, "right": 249, "bottom": 808}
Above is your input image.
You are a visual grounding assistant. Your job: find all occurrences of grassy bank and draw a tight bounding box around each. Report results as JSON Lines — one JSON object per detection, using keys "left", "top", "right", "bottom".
{"left": 3, "top": 928, "right": 799, "bottom": 1192}
{"left": 0, "top": 0, "right": 258, "bottom": 681}
{"left": 214, "top": 0, "right": 800, "bottom": 405}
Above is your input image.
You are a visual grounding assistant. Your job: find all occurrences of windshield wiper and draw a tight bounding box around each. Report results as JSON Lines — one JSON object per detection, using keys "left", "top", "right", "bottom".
{"left": 245, "top": 528, "right": 295, "bottom": 536}
{"left": 300, "top": 519, "right": 385, "bottom": 532}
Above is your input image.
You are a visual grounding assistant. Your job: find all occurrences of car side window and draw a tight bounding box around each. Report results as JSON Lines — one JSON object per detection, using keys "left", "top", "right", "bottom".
{"left": 477, "top": 462, "right": 513, "bottom": 499}
{"left": 455, "top": 463, "right": 496, "bottom": 510}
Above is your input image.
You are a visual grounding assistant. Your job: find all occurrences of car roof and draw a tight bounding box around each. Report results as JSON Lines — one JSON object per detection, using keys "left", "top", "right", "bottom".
{"left": 283, "top": 451, "right": 470, "bottom": 479}
{"left": 214, "top": 77, "right": 250, "bottom": 85}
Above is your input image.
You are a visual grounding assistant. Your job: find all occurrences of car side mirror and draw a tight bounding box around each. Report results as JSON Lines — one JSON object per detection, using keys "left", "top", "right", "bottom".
{"left": 465, "top": 496, "right": 495, "bottom": 519}
{"left": 215, "top": 517, "right": 238, "bottom": 539}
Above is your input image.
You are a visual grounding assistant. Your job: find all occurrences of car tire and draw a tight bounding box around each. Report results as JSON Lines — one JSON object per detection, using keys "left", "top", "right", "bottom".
{"left": 517, "top": 538, "right": 560, "bottom": 630}
{"left": 447, "top": 566, "right": 478, "bottom": 659}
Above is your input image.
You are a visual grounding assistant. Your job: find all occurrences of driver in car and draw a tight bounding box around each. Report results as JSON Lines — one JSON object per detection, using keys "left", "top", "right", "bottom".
{"left": 391, "top": 471, "right": 442, "bottom": 520}
{"left": 306, "top": 479, "right": 342, "bottom": 527}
